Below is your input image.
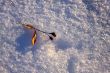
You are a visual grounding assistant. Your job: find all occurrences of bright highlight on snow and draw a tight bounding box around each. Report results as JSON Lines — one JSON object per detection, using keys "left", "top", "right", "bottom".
{"left": 19, "top": 23, "right": 56, "bottom": 45}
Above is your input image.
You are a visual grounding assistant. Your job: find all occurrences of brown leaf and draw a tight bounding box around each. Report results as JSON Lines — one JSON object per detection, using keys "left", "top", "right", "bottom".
{"left": 31, "top": 31, "right": 37, "bottom": 45}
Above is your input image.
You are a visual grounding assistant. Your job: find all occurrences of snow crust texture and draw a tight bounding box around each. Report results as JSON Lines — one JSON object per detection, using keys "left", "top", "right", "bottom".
{"left": 0, "top": 0, "right": 110, "bottom": 73}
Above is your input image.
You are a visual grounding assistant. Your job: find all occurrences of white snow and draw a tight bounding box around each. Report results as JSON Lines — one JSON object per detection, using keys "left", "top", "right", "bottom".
{"left": 0, "top": 0, "right": 110, "bottom": 73}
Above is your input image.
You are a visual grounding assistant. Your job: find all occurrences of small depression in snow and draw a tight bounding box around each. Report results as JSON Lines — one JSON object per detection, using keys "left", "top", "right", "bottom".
{"left": 75, "top": 40, "right": 83, "bottom": 50}
{"left": 67, "top": 57, "right": 77, "bottom": 73}
{"left": 55, "top": 39, "right": 72, "bottom": 50}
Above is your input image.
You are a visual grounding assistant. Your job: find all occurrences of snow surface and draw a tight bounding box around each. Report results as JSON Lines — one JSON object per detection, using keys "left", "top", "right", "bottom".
{"left": 0, "top": 0, "right": 110, "bottom": 73}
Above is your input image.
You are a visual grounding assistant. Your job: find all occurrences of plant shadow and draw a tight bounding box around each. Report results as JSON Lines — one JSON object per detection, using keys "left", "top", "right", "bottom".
{"left": 15, "top": 30, "right": 32, "bottom": 54}
{"left": 15, "top": 28, "right": 42, "bottom": 55}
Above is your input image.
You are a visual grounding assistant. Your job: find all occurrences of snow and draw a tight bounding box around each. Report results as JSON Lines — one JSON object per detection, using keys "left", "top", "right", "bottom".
{"left": 0, "top": 0, "right": 110, "bottom": 73}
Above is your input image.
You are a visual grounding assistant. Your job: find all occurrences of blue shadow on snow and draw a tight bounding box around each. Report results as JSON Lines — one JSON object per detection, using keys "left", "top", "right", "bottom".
{"left": 55, "top": 39, "right": 72, "bottom": 50}
{"left": 75, "top": 40, "right": 83, "bottom": 51}
{"left": 82, "top": 0, "right": 100, "bottom": 15}
{"left": 67, "top": 57, "right": 77, "bottom": 73}
{"left": 15, "top": 29, "right": 32, "bottom": 54}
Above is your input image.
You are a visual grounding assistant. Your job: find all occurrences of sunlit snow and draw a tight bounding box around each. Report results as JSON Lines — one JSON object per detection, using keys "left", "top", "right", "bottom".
{"left": 0, "top": 0, "right": 110, "bottom": 73}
